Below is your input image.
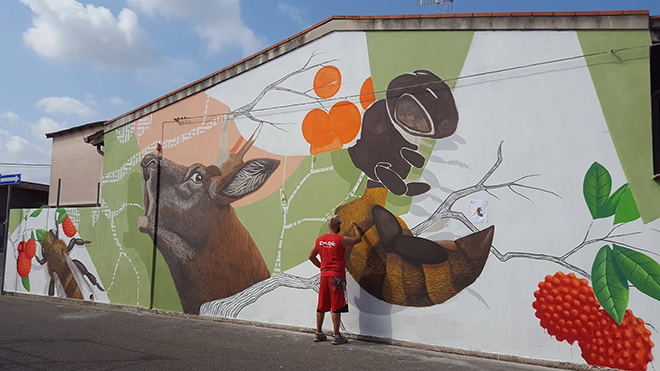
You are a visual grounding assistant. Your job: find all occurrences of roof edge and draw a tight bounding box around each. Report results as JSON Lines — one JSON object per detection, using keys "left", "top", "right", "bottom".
{"left": 1, "top": 181, "right": 49, "bottom": 192}
{"left": 46, "top": 120, "right": 106, "bottom": 138}
{"left": 104, "top": 10, "right": 651, "bottom": 132}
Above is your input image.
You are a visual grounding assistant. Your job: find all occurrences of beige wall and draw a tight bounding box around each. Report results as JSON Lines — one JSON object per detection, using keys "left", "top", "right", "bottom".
{"left": 48, "top": 127, "right": 103, "bottom": 206}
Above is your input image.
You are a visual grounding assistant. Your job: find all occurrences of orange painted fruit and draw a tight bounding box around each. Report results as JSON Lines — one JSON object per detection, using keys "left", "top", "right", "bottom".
{"left": 313, "top": 66, "right": 341, "bottom": 99}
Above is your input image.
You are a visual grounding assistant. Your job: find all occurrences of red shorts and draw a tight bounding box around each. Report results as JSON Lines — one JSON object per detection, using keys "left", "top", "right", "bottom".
{"left": 317, "top": 276, "right": 348, "bottom": 313}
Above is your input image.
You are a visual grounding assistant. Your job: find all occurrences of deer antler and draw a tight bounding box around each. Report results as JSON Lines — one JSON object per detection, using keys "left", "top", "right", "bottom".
{"left": 216, "top": 121, "right": 231, "bottom": 167}
{"left": 216, "top": 122, "right": 264, "bottom": 173}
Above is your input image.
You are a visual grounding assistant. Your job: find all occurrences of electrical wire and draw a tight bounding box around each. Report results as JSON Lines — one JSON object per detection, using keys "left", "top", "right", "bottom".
{"left": 169, "top": 42, "right": 660, "bottom": 122}
{"left": 0, "top": 162, "right": 50, "bottom": 167}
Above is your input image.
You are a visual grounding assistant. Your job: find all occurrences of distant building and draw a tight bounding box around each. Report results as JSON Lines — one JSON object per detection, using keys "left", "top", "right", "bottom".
{"left": 45, "top": 121, "right": 105, "bottom": 206}
{"left": 0, "top": 181, "right": 48, "bottom": 251}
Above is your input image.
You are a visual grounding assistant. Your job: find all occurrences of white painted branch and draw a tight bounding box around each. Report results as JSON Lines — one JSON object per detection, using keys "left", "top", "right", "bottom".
{"left": 200, "top": 273, "right": 320, "bottom": 318}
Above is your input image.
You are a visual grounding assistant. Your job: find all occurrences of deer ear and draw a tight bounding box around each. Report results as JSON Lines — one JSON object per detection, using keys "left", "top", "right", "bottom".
{"left": 214, "top": 158, "right": 280, "bottom": 202}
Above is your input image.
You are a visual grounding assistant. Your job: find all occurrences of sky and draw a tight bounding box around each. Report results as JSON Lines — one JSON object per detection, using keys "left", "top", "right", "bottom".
{"left": 1, "top": 0, "right": 659, "bottom": 184}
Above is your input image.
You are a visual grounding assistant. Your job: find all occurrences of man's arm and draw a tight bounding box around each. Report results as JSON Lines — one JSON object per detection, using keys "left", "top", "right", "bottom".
{"left": 342, "top": 221, "right": 363, "bottom": 248}
{"left": 309, "top": 246, "right": 321, "bottom": 268}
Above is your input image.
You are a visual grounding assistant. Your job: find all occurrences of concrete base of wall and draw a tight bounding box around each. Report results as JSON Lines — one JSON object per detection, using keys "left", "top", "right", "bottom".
{"left": 2, "top": 291, "right": 615, "bottom": 371}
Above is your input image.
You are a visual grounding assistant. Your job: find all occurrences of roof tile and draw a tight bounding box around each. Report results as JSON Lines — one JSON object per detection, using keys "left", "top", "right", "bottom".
{"left": 623, "top": 9, "right": 649, "bottom": 15}
{"left": 598, "top": 10, "right": 624, "bottom": 15}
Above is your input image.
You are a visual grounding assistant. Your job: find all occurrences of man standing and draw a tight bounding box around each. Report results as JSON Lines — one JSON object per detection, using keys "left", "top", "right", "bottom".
{"left": 309, "top": 215, "right": 362, "bottom": 345}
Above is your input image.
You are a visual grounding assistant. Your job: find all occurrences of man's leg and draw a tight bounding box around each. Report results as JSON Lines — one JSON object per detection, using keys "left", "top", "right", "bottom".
{"left": 332, "top": 312, "right": 341, "bottom": 336}
{"left": 316, "top": 311, "right": 325, "bottom": 333}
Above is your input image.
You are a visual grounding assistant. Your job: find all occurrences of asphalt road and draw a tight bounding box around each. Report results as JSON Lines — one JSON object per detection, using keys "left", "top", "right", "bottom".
{"left": 0, "top": 294, "right": 575, "bottom": 371}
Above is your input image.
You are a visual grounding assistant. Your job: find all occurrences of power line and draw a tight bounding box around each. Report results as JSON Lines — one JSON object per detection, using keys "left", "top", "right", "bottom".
{"left": 170, "top": 42, "right": 659, "bottom": 122}
{"left": 0, "top": 162, "right": 50, "bottom": 167}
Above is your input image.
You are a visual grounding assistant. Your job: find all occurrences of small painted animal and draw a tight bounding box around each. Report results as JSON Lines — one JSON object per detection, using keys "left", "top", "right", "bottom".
{"left": 336, "top": 187, "right": 494, "bottom": 306}
{"left": 138, "top": 123, "right": 279, "bottom": 314}
{"left": 35, "top": 228, "right": 104, "bottom": 300}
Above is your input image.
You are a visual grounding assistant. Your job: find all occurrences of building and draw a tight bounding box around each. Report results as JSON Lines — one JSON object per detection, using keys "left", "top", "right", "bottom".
{"left": 45, "top": 121, "right": 105, "bottom": 207}
{"left": 0, "top": 181, "right": 48, "bottom": 251}
{"left": 5, "top": 11, "right": 660, "bottom": 370}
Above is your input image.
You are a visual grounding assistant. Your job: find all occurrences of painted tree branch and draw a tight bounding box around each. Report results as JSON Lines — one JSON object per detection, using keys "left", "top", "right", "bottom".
{"left": 199, "top": 273, "right": 320, "bottom": 318}
{"left": 411, "top": 141, "right": 645, "bottom": 279}
{"left": 411, "top": 141, "right": 559, "bottom": 235}
{"left": 228, "top": 51, "right": 337, "bottom": 130}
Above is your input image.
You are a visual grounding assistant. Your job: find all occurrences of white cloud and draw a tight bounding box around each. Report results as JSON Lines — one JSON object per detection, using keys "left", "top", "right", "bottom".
{"left": 128, "top": 0, "right": 265, "bottom": 55}
{"left": 1, "top": 111, "right": 20, "bottom": 121}
{"left": 0, "top": 129, "right": 52, "bottom": 184}
{"left": 31, "top": 117, "right": 64, "bottom": 139}
{"left": 108, "top": 96, "right": 125, "bottom": 106}
{"left": 21, "top": 0, "right": 154, "bottom": 68}
{"left": 278, "top": 2, "right": 305, "bottom": 26}
{"left": 36, "top": 97, "right": 96, "bottom": 117}
{"left": 4, "top": 135, "right": 32, "bottom": 154}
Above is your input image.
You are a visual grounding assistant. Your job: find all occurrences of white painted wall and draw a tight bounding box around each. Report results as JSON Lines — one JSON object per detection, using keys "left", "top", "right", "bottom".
{"left": 205, "top": 31, "right": 660, "bottom": 367}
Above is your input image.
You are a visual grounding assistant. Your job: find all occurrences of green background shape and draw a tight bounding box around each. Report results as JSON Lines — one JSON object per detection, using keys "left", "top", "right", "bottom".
{"left": 365, "top": 31, "right": 475, "bottom": 214}
{"left": 235, "top": 149, "right": 365, "bottom": 275}
{"left": 577, "top": 31, "right": 659, "bottom": 223}
{"left": 102, "top": 128, "right": 181, "bottom": 311}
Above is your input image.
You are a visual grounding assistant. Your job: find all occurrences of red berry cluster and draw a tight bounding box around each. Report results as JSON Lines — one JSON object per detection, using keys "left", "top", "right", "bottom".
{"left": 532, "top": 271, "right": 600, "bottom": 344}
{"left": 532, "top": 272, "right": 654, "bottom": 371}
{"left": 579, "top": 309, "right": 654, "bottom": 371}
{"left": 62, "top": 215, "right": 77, "bottom": 238}
{"left": 16, "top": 239, "right": 37, "bottom": 278}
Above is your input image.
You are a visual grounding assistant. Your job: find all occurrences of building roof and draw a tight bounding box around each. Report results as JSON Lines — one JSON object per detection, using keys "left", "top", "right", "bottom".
{"left": 100, "top": 10, "right": 653, "bottom": 132}
{"left": 0, "top": 181, "right": 49, "bottom": 192}
{"left": 45, "top": 121, "right": 106, "bottom": 139}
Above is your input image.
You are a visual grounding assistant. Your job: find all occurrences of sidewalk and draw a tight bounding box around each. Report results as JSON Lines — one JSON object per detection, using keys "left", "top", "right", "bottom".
{"left": 0, "top": 294, "right": 576, "bottom": 371}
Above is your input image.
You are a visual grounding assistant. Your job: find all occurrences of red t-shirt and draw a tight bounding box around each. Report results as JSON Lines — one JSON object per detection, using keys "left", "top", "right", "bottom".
{"left": 315, "top": 233, "right": 346, "bottom": 279}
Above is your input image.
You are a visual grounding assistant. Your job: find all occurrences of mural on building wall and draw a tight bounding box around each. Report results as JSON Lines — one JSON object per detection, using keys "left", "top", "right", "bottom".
{"left": 334, "top": 69, "right": 494, "bottom": 306}
{"left": 4, "top": 208, "right": 108, "bottom": 302}
{"left": 531, "top": 162, "right": 656, "bottom": 370}
{"left": 4, "top": 30, "right": 659, "bottom": 371}
{"left": 138, "top": 125, "right": 278, "bottom": 314}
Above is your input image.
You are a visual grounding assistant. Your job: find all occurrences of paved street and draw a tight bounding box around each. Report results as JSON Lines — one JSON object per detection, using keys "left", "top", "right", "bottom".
{"left": 0, "top": 294, "right": 577, "bottom": 371}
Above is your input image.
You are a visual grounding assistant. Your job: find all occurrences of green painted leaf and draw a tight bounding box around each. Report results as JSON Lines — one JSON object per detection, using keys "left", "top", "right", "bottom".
{"left": 29, "top": 209, "right": 42, "bottom": 218}
{"left": 592, "top": 245, "right": 629, "bottom": 324}
{"left": 613, "top": 187, "right": 641, "bottom": 224}
{"left": 595, "top": 184, "right": 628, "bottom": 219}
{"left": 31, "top": 231, "right": 35, "bottom": 240}
{"left": 56, "top": 211, "right": 67, "bottom": 223}
{"left": 583, "top": 162, "right": 612, "bottom": 219}
{"left": 35, "top": 229, "right": 47, "bottom": 244}
{"left": 612, "top": 244, "right": 660, "bottom": 302}
{"left": 21, "top": 276, "right": 30, "bottom": 291}
{"left": 56, "top": 209, "right": 67, "bottom": 224}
